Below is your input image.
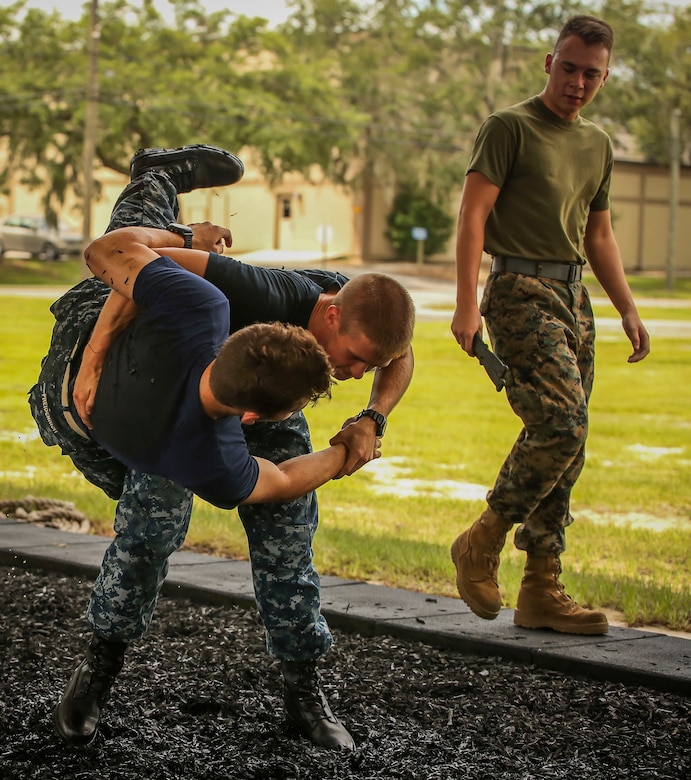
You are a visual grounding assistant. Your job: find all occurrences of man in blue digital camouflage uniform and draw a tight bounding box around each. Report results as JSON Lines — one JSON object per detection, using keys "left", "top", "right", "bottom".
{"left": 33, "top": 145, "right": 415, "bottom": 751}
{"left": 450, "top": 16, "right": 649, "bottom": 635}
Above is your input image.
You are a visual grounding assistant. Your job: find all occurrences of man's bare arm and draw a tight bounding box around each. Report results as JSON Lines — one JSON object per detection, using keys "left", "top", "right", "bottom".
{"left": 74, "top": 290, "right": 140, "bottom": 427}
{"left": 367, "top": 346, "right": 414, "bottom": 417}
{"left": 329, "top": 345, "right": 413, "bottom": 477}
{"left": 451, "top": 171, "right": 500, "bottom": 354}
{"left": 82, "top": 221, "right": 226, "bottom": 350}
{"left": 85, "top": 229, "right": 160, "bottom": 298}
{"left": 85, "top": 223, "right": 230, "bottom": 296}
{"left": 75, "top": 223, "right": 232, "bottom": 425}
{"left": 241, "top": 443, "right": 357, "bottom": 504}
{"left": 585, "top": 209, "right": 650, "bottom": 363}
{"left": 83, "top": 221, "right": 227, "bottom": 347}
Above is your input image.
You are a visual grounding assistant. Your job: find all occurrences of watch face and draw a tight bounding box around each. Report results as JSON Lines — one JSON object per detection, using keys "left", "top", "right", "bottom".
{"left": 168, "top": 223, "right": 193, "bottom": 248}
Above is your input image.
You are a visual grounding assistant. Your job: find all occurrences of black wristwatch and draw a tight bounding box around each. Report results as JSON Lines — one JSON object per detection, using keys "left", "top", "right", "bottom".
{"left": 356, "top": 408, "right": 387, "bottom": 437}
{"left": 166, "top": 222, "right": 193, "bottom": 249}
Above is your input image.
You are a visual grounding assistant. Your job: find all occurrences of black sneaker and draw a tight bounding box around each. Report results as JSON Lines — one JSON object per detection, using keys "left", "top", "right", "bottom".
{"left": 53, "top": 635, "right": 127, "bottom": 747}
{"left": 129, "top": 144, "right": 244, "bottom": 193}
{"left": 281, "top": 660, "right": 356, "bottom": 751}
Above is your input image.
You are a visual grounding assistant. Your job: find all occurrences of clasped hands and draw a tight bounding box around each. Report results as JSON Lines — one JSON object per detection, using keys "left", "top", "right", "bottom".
{"left": 329, "top": 416, "right": 382, "bottom": 479}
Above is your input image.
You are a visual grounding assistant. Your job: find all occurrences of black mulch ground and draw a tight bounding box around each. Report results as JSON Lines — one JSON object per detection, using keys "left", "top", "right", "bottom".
{"left": 1, "top": 565, "right": 689, "bottom": 780}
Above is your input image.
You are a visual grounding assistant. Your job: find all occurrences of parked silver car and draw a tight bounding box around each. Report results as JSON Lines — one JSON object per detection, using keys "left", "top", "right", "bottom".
{"left": 0, "top": 215, "right": 82, "bottom": 260}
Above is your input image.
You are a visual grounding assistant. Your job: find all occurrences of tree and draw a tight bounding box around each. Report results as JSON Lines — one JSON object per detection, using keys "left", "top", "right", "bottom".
{"left": 0, "top": 0, "right": 363, "bottom": 211}
{"left": 0, "top": 2, "right": 89, "bottom": 220}
{"left": 600, "top": 0, "right": 691, "bottom": 165}
{"left": 2, "top": 0, "right": 688, "bottom": 232}
{"left": 386, "top": 188, "right": 454, "bottom": 260}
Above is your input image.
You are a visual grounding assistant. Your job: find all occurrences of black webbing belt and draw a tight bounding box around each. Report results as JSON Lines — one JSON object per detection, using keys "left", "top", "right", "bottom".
{"left": 491, "top": 255, "right": 583, "bottom": 283}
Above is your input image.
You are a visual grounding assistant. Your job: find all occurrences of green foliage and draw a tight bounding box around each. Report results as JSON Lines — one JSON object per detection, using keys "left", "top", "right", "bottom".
{"left": 3, "top": 0, "right": 689, "bottom": 220}
{"left": 600, "top": 0, "right": 691, "bottom": 163}
{"left": 385, "top": 188, "right": 454, "bottom": 260}
{"left": 0, "top": 0, "right": 364, "bottom": 207}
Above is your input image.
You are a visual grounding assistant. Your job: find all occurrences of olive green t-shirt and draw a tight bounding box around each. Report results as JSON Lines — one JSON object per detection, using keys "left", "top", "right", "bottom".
{"left": 467, "top": 95, "right": 613, "bottom": 264}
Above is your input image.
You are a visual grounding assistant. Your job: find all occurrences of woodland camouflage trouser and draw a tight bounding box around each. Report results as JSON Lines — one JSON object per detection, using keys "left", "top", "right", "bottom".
{"left": 85, "top": 173, "right": 332, "bottom": 656}
{"left": 480, "top": 271, "right": 596, "bottom": 556}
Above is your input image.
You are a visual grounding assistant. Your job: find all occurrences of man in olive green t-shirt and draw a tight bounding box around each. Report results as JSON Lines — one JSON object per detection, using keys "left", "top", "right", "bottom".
{"left": 450, "top": 15, "right": 650, "bottom": 635}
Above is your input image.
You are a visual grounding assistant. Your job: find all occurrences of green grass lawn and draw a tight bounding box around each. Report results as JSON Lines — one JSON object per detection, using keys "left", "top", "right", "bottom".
{"left": 0, "top": 256, "right": 86, "bottom": 286}
{"left": 1, "top": 264, "right": 689, "bottom": 632}
{"left": 587, "top": 270, "right": 691, "bottom": 299}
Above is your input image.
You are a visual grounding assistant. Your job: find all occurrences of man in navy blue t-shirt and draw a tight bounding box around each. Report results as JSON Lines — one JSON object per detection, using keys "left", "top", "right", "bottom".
{"left": 34, "top": 145, "right": 415, "bottom": 752}
{"left": 86, "top": 249, "right": 344, "bottom": 509}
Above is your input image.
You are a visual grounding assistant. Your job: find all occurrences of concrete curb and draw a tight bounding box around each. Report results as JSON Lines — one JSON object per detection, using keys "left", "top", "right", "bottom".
{"left": 2, "top": 518, "right": 689, "bottom": 698}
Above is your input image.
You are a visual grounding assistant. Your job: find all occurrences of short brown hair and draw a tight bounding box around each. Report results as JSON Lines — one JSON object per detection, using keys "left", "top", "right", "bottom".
{"left": 209, "top": 322, "right": 333, "bottom": 417}
{"left": 556, "top": 15, "right": 614, "bottom": 55}
{"left": 333, "top": 273, "right": 415, "bottom": 364}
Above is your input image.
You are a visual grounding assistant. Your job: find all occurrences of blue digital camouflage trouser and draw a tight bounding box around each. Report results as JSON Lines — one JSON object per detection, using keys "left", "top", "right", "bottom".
{"left": 31, "top": 172, "right": 332, "bottom": 659}
{"left": 480, "top": 271, "right": 596, "bottom": 556}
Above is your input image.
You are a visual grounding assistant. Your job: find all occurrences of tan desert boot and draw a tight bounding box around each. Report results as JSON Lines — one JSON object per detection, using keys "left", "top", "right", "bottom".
{"left": 450, "top": 509, "right": 511, "bottom": 620}
{"left": 514, "top": 554, "right": 609, "bottom": 635}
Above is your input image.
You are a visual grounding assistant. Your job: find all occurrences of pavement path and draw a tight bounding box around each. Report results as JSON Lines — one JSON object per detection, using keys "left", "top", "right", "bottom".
{"left": 3, "top": 252, "right": 690, "bottom": 338}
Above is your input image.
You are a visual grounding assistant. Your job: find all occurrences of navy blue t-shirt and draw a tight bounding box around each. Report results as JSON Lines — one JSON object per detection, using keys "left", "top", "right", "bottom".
{"left": 90, "top": 256, "right": 259, "bottom": 509}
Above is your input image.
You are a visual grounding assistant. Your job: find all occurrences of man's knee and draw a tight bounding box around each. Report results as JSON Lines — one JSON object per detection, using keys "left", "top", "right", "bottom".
{"left": 113, "top": 474, "right": 193, "bottom": 555}
{"left": 551, "top": 417, "right": 588, "bottom": 458}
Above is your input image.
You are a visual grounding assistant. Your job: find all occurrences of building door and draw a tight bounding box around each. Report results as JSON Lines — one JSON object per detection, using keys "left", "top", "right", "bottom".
{"left": 275, "top": 194, "right": 294, "bottom": 250}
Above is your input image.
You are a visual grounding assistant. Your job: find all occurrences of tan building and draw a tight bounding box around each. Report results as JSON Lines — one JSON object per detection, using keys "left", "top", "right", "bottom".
{"left": 2, "top": 152, "right": 690, "bottom": 272}
{"left": 609, "top": 160, "right": 691, "bottom": 274}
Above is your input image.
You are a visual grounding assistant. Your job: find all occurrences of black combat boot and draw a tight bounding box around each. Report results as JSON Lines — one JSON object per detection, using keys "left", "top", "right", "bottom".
{"left": 53, "top": 634, "right": 127, "bottom": 746}
{"left": 129, "top": 144, "right": 244, "bottom": 192}
{"left": 281, "top": 660, "right": 355, "bottom": 751}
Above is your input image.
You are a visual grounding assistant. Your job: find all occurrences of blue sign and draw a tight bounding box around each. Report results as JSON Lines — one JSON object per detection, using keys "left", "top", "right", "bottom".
{"left": 411, "top": 226, "right": 428, "bottom": 241}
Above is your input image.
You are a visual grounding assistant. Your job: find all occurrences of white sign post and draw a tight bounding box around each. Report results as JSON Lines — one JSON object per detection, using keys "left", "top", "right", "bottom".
{"left": 317, "top": 224, "right": 333, "bottom": 266}
{"left": 411, "top": 226, "right": 428, "bottom": 265}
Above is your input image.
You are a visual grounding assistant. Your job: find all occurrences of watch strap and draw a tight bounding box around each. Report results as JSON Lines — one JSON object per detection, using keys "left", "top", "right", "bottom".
{"left": 166, "top": 222, "right": 193, "bottom": 249}
{"left": 356, "top": 408, "right": 387, "bottom": 436}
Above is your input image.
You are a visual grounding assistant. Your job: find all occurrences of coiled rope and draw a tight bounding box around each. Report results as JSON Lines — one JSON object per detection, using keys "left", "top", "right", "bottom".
{"left": 0, "top": 495, "right": 91, "bottom": 534}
